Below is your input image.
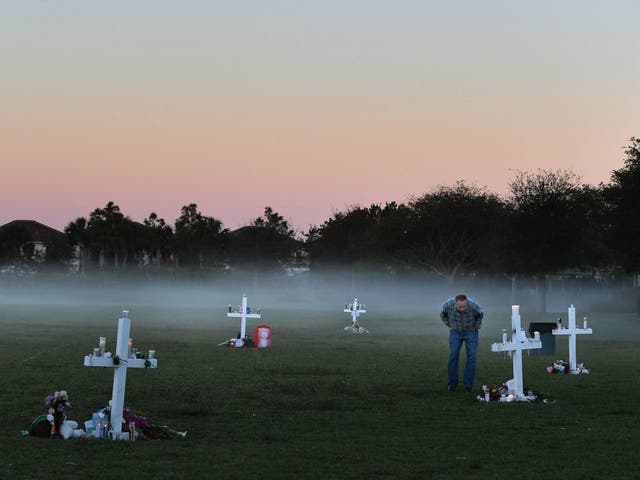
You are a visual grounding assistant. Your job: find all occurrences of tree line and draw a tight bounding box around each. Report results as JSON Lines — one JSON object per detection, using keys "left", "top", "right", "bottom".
{"left": 62, "top": 204, "right": 299, "bottom": 275}
{"left": 2, "top": 138, "right": 639, "bottom": 293}
{"left": 313, "top": 138, "right": 639, "bottom": 276}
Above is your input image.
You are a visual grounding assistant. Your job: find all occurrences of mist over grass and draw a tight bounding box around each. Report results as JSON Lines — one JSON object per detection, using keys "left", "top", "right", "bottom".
{"left": 1, "top": 268, "right": 632, "bottom": 306}
{"left": 1, "top": 270, "right": 637, "bottom": 341}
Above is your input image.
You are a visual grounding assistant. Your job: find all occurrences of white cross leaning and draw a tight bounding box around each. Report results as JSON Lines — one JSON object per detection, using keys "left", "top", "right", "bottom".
{"left": 83, "top": 310, "right": 158, "bottom": 437}
{"left": 552, "top": 304, "right": 593, "bottom": 373}
{"left": 227, "top": 294, "right": 261, "bottom": 339}
{"left": 344, "top": 297, "right": 366, "bottom": 325}
{"left": 491, "top": 305, "right": 542, "bottom": 400}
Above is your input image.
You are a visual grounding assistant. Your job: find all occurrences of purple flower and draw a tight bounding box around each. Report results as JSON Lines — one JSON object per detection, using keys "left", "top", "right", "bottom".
{"left": 44, "top": 391, "right": 71, "bottom": 415}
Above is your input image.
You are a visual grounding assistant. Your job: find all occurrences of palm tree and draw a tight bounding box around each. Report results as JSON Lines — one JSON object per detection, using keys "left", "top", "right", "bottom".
{"left": 86, "top": 201, "right": 128, "bottom": 271}
{"left": 64, "top": 217, "right": 89, "bottom": 273}
{"left": 143, "top": 212, "right": 174, "bottom": 268}
{"left": 174, "top": 204, "right": 227, "bottom": 272}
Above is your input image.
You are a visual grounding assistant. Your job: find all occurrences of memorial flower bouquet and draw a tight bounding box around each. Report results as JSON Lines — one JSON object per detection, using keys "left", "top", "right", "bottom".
{"left": 44, "top": 390, "right": 71, "bottom": 436}
{"left": 574, "top": 362, "right": 590, "bottom": 374}
{"left": 122, "top": 407, "right": 187, "bottom": 440}
{"left": 546, "top": 359, "right": 569, "bottom": 374}
{"left": 344, "top": 320, "right": 369, "bottom": 334}
{"left": 476, "top": 384, "right": 508, "bottom": 401}
{"left": 546, "top": 359, "right": 590, "bottom": 374}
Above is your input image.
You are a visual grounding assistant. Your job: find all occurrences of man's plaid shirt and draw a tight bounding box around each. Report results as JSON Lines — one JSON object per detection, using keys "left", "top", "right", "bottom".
{"left": 440, "top": 298, "right": 484, "bottom": 332}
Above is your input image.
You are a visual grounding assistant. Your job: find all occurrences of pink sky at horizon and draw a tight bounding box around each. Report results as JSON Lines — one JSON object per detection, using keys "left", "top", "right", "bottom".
{"left": 1, "top": 1, "right": 639, "bottom": 233}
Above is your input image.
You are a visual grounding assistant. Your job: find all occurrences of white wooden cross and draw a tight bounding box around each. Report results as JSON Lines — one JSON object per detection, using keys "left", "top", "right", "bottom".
{"left": 552, "top": 304, "right": 593, "bottom": 373}
{"left": 491, "top": 305, "right": 542, "bottom": 400}
{"left": 344, "top": 297, "right": 366, "bottom": 325}
{"left": 83, "top": 310, "right": 158, "bottom": 437}
{"left": 227, "top": 294, "right": 261, "bottom": 340}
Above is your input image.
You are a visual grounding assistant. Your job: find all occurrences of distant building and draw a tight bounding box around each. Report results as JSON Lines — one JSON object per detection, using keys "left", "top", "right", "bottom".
{"left": 0, "top": 219, "right": 67, "bottom": 264}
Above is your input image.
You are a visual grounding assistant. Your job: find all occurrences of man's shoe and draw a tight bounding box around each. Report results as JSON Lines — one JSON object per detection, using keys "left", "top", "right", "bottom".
{"left": 447, "top": 386, "right": 456, "bottom": 392}
{"left": 464, "top": 387, "right": 473, "bottom": 393}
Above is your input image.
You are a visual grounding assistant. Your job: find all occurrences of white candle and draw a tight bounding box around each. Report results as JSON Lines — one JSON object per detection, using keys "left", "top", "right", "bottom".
{"left": 99, "top": 337, "right": 106, "bottom": 356}
{"left": 512, "top": 305, "right": 520, "bottom": 314}
{"left": 534, "top": 331, "right": 540, "bottom": 341}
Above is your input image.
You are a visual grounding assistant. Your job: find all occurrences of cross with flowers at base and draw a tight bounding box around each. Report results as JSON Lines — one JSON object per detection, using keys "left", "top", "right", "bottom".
{"left": 553, "top": 304, "right": 593, "bottom": 373}
{"left": 344, "top": 297, "right": 366, "bottom": 326}
{"left": 83, "top": 311, "right": 158, "bottom": 437}
{"left": 491, "top": 305, "right": 541, "bottom": 400}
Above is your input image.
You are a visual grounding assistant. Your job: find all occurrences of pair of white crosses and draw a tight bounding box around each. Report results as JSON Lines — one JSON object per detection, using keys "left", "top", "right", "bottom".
{"left": 84, "top": 295, "right": 260, "bottom": 437}
{"left": 491, "top": 305, "right": 592, "bottom": 400}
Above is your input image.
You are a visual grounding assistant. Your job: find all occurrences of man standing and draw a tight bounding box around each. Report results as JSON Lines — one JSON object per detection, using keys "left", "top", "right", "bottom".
{"left": 440, "top": 294, "right": 484, "bottom": 392}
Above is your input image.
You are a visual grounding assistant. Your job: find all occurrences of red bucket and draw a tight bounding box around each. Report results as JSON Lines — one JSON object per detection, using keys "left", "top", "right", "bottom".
{"left": 254, "top": 325, "right": 272, "bottom": 348}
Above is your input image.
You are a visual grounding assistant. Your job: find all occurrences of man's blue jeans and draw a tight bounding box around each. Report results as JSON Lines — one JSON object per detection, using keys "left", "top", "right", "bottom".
{"left": 448, "top": 329, "right": 478, "bottom": 390}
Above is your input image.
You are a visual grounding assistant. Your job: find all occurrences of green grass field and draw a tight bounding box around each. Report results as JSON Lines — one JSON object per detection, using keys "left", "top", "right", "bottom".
{"left": 1, "top": 293, "right": 639, "bottom": 480}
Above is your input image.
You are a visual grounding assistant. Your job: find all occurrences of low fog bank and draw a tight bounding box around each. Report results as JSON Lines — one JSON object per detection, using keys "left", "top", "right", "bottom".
{"left": 1, "top": 271, "right": 639, "bottom": 343}
{"left": 0, "top": 269, "right": 636, "bottom": 317}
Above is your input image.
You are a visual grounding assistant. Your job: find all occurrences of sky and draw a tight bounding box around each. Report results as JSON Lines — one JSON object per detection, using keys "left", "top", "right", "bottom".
{"left": 1, "top": 1, "right": 639, "bottom": 234}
